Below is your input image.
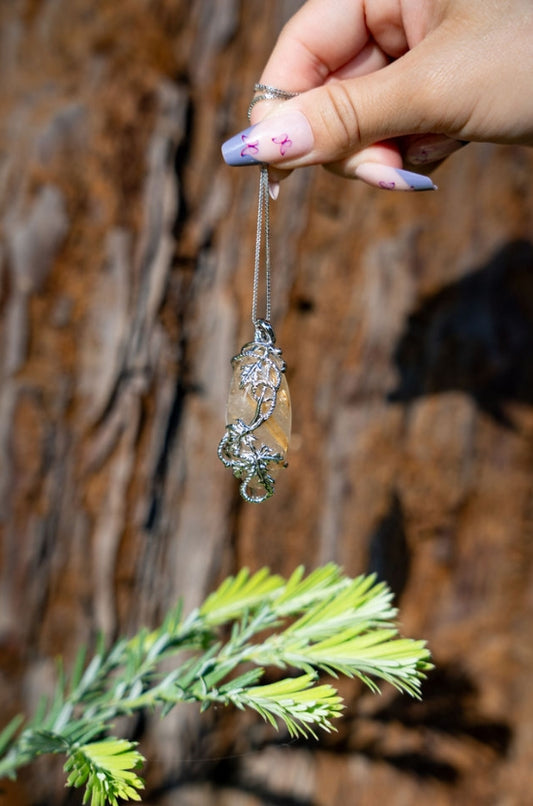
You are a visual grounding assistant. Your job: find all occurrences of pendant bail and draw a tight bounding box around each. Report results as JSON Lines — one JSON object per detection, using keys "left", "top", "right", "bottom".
{"left": 254, "top": 318, "right": 276, "bottom": 345}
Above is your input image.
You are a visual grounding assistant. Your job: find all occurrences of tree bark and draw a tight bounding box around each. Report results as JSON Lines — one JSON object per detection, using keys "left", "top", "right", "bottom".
{"left": 1, "top": 1, "right": 533, "bottom": 804}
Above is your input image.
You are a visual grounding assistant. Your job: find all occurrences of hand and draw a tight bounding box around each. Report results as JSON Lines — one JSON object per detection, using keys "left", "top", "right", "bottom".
{"left": 222, "top": 0, "right": 533, "bottom": 190}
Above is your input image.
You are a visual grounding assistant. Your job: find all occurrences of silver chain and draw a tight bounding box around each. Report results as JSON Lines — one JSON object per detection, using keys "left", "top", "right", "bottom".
{"left": 247, "top": 83, "right": 301, "bottom": 327}
{"left": 252, "top": 165, "right": 271, "bottom": 325}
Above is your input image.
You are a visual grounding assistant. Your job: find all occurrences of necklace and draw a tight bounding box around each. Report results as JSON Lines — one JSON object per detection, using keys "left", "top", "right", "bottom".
{"left": 217, "top": 164, "right": 291, "bottom": 503}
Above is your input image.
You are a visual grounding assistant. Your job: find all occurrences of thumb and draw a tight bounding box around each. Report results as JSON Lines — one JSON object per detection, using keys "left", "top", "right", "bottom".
{"left": 222, "top": 37, "right": 453, "bottom": 170}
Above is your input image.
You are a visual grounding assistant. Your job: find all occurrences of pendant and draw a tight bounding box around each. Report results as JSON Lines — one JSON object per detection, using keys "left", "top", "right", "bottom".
{"left": 218, "top": 319, "right": 291, "bottom": 503}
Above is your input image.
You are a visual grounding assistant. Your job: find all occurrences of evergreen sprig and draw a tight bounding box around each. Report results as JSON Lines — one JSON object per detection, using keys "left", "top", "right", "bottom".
{"left": 64, "top": 739, "right": 144, "bottom": 805}
{"left": 0, "top": 564, "right": 432, "bottom": 804}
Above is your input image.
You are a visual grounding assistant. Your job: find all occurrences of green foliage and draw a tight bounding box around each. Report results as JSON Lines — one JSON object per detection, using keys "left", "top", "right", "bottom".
{"left": 65, "top": 740, "right": 144, "bottom": 806}
{"left": 236, "top": 674, "right": 344, "bottom": 739}
{"left": 0, "top": 564, "right": 432, "bottom": 805}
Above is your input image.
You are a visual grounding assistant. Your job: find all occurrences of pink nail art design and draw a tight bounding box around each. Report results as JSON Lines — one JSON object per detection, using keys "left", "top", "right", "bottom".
{"left": 272, "top": 134, "right": 292, "bottom": 156}
{"left": 241, "top": 135, "right": 259, "bottom": 158}
{"left": 355, "top": 163, "right": 437, "bottom": 191}
{"left": 222, "top": 111, "right": 314, "bottom": 166}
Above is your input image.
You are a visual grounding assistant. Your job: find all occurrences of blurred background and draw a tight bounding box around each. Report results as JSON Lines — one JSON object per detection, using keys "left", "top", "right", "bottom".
{"left": 1, "top": 1, "right": 533, "bottom": 804}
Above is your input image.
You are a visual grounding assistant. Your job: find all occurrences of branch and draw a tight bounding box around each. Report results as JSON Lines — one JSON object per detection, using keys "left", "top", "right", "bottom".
{"left": 0, "top": 565, "right": 432, "bottom": 805}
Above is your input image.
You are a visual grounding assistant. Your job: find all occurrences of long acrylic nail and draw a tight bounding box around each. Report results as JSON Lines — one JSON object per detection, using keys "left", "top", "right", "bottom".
{"left": 222, "top": 110, "right": 314, "bottom": 166}
{"left": 355, "top": 162, "right": 437, "bottom": 191}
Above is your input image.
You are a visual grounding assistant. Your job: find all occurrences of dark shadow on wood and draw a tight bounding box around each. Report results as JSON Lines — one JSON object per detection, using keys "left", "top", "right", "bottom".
{"left": 146, "top": 752, "right": 320, "bottom": 806}
{"left": 256, "top": 663, "right": 512, "bottom": 787}
{"left": 367, "top": 492, "right": 410, "bottom": 602}
{"left": 371, "top": 665, "right": 513, "bottom": 756}
{"left": 389, "top": 239, "right": 533, "bottom": 425}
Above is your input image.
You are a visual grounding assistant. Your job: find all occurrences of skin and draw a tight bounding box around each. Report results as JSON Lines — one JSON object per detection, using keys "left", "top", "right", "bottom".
{"left": 250, "top": 0, "right": 533, "bottom": 181}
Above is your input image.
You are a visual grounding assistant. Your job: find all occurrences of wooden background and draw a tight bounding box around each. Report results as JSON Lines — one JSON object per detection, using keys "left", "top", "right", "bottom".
{"left": 2, "top": 1, "right": 533, "bottom": 804}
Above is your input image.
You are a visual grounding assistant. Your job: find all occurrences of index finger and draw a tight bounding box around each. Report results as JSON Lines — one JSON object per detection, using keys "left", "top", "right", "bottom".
{"left": 258, "top": 0, "right": 369, "bottom": 92}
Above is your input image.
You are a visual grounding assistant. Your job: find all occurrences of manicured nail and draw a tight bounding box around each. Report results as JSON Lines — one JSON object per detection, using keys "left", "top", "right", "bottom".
{"left": 269, "top": 180, "right": 280, "bottom": 200}
{"left": 406, "top": 137, "right": 469, "bottom": 165}
{"left": 355, "top": 162, "right": 437, "bottom": 191}
{"left": 221, "top": 110, "right": 314, "bottom": 166}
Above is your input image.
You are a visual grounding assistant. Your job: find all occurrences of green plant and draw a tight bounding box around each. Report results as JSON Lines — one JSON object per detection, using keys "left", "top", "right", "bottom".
{"left": 0, "top": 564, "right": 431, "bottom": 804}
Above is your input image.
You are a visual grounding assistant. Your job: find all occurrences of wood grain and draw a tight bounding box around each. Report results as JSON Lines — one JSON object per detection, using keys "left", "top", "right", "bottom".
{"left": 1, "top": 2, "right": 533, "bottom": 804}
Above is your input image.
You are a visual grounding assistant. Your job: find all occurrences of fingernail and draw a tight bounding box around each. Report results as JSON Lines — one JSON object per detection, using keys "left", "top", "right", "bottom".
{"left": 269, "top": 180, "right": 280, "bottom": 200}
{"left": 406, "top": 137, "right": 468, "bottom": 165}
{"left": 221, "top": 110, "right": 314, "bottom": 167}
{"left": 355, "top": 162, "right": 437, "bottom": 191}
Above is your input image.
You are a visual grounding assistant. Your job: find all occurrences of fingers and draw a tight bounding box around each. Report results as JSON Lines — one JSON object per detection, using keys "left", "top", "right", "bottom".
{"left": 249, "top": 40, "right": 390, "bottom": 129}
{"left": 402, "top": 134, "right": 470, "bottom": 168}
{"left": 247, "top": 0, "right": 376, "bottom": 190}
{"left": 326, "top": 140, "right": 403, "bottom": 180}
{"left": 256, "top": 0, "right": 369, "bottom": 93}
{"left": 249, "top": 38, "right": 394, "bottom": 189}
{"left": 222, "top": 47, "right": 438, "bottom": 177}
{"left": 266, "top": 47, "right": 438, "bottom": 165}
{"left": 249, "top": 37, "right": 394, "bottom": 188}
{"left": 222, "top": 2, "right": 463, "bottom": 190}
{"left": 222, "top": 0, "right": 533, "bottom": 192}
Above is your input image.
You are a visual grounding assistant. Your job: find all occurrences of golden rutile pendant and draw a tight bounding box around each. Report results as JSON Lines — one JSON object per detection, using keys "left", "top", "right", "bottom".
{"left": 218, "top": 319, "right": 291, "bottom": 503}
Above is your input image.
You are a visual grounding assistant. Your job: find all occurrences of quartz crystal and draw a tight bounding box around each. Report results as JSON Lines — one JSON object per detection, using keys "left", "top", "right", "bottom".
{"left": 218, "top": 324, "right": 291, "bottom": 502}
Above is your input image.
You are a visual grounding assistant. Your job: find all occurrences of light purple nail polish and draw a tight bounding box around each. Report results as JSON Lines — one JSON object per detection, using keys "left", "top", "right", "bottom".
{"left": 221, "top": 125, "right": 261, "bottom": 165}
{"left": 355, "top": 162, "right": 437, "bottom": 191}
{"left": 222, "top": 111, "right": 314, "bottom": 167}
